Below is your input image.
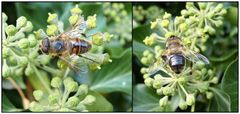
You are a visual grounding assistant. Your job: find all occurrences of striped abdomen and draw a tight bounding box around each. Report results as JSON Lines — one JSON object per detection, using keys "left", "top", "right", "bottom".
{"left": 70, "top": 39, "right": 92, "bottom": 55}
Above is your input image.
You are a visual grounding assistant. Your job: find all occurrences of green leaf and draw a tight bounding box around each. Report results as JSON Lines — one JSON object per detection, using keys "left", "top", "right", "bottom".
{"left": 90, "top": 49, "right": 132, "bottom": 95}
{"left": 28, "top": 70, "right": 51, "bottom": 93}
{"left": 226, "top": 6, "right": 237, "bottom": 26}
{"left": 83, "top": 90, "right": 113, "bottom": 111}
{"left": 208, "top": 87, "right": 231, "bottom": 112}
{"left": 209, "top": 49, "right": 237, "bottom": 62}
{"left": 221, "top": 59, "right": 238, "bottom": 112}
{"left": 133, "top": 40, "right": 154, "bottom": 59}
{"left": 2, "top": 93, "right": 23, "bottom": 112}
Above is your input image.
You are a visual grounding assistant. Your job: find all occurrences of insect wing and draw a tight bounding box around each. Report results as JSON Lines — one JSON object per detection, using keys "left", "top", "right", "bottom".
{"left": 79, "top": 52, "right": 105, "bottom": 64}
{"left": 147, "top": 59, "right": 169, "bottom": 75}
{"left": 182, "top": 48, "right": 210, "bottom": 64}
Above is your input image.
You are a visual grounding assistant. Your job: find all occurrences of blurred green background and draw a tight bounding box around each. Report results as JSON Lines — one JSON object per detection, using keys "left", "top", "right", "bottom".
{"left": 2, "top": 2, "right": 132, "bottom": 112}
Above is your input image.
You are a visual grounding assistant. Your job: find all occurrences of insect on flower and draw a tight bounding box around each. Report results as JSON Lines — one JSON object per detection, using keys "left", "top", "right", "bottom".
{"left": 148, "top": 36, "right": 210, "bottom": 75}
{"left": 40, "top": 19, "right": 104, "bottom": 73}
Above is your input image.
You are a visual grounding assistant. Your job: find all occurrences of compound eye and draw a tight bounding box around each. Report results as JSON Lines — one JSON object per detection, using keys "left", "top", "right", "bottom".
{"left": 41, "top": 38, "right": 50, "bottom": 54}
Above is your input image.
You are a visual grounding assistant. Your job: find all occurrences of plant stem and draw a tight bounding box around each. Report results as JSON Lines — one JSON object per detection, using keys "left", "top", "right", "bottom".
{"left": 191, "top": 103, "right": 195, "bottom": 112}
{"left": 7, "top": 77, "right": 30, "bottom": 109}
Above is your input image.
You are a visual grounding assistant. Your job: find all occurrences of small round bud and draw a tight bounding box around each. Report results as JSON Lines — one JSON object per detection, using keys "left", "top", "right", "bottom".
{"left": 22, "top": 21, "right": 33, "bottom": 33}
{"left": 175, "top": 16, "right": 185, "bottom": 25}
{"left": 214, "top": 20, "right": 223, "bottom": 27}
{"left": 154, "top": 46, "right": 161, "bottom": 53}
{"left": 179, "top": 23, "right": 187, "bottom": 31}
{"left": 51, "top": 77, "right": 62, "bottom": 88}
{"left": 147, "top": 53, "right": 154, "bottom": 60}
{"left": 46, "top": 24, "right": 58, "bottom": 36}
{"left": 29, "top": 50, "right": 39, "bottom": 59}
{"left": 144, "top": 78, "right": 153, "bottom": 87}
{"left": 159, "top": 96, "right": 168, "bottom": 107}
{"left": 48, "top": 93, "right": 60, "bottom": 104}
{"left": 92, "top": 32, "right": 103, "bottom": 46}
{"left": 47, "top": 13, "right": 58, "bottom": 24}
{"left": 33, "top": 90, "right": 43, "bottom": 101}
{"left": 15, "top": 68, "right": 24, "bottom": 77}
{"left": 215, "top": 4, "right": 223, "bottom": 12}
{"left": 18, "top": 57, "right": 28, "bottom": 67}
{"left": 163, "top": 12, "right": 171, "bottom": 19}
{"left": 210, "top": 77, "right": 218, "bottom": 84}
{"left": 25, "top": 63, "right": 34, "bottom": 76}
{"left": 104, "top": 32, "right": 112, "bottom": 42}
{"left": 16, "top": 16, "right": 27, "bottom": 29}
{"left": 29, "top": 101, "right": 44, "bottom": 112}
{"left": 3, "top": 47, "right": 10, "bottom": 59}
{"left": 5, "top": 25, "right": 17, "bottom": 36}
{"left": 37, "top": 55, "right": 51, "bottom": 65}
{"left": 81, "top": 95, "right": 96, "bottom": 105}
{"left": 88, "top": 63, "right": 101, "bottom": 70}
{"left": 208, "top": 69, "right": 214, "bottom": 76}
{"left": 186, "top": 2, "right": 194, "bottom": 10}
{"left": 103, "top": 53, "right": 112, "bottom": 64}
{"left": 181, "top": 9, "right": 189, "bottom": 16}
{"left": 201, "top": 68, "right": 207, "bottom": 75}
{"left": 179, "top": 99, "right": 188, "bottom": 110}
{"left": 66, "top": 96, "right": 80, "bottom": 107}
{"left": 77, "top": 84, "right": 89, "bottom": 95}
{"left": 86, "top": 14, "right": 97, "bottom": 28}
{"left": 143, "top": 74, "right": 149, "bottom": 79}
{"left": 34, "top": 29, "right": 48, "bottom": 40}
{"left": 8, "top": 56, "right": 18, "bottom": 65}
{"left": 143, "top": 50, "right": 150, "bottom": 57}
{"left": 163, "top": 86, "right": 174, "bottom": 96}
{"left": 2, "top": 13, "right": 8, "bottom": 22}
{"left": 71, "top": 5, "right": 82, "bottom": 15}
{"left": 161, "top": 19, "right": 169, "bottom": 28}
{"left": 141, "top": 57, "right": 148, "bottom": 65}
{"left": 68, "top": 15, "right": 79, "bottom": 26}
{"left": 207, "top": 11, "right": 214, "bottom": 19}
{"left": 186, "top": 94, "right": 195, "bottom": 106}
{"left": 63, "top": 77, "right": 74, "bottom": 85}
{"left": 206, "top": 91, "right": 214, "bottom": 99}
{"left": 153, "top": 80, "right": 161, "bottom": 89}
{"left": 150, "top": 21, "right": 157, "bottom": 29}
{"left": 14, "top": 31, "right": 25, "bottom": 40}
{"left": 18, "top": 38, "right": 29, "bottom": 49}
{"left": 219, "top": 9, "right": 227, "bottom": 15}
{"left": 65, "top": 81, "right": 78, "bottom": 92}
{"left": 156, "top": 88, "right": 163, "bottom": 95}
{"left": 143, "top": 36, "right": 155, "bottom": 46}
{"left": 140, "top": 68, "right": 147, "bottom": 74}
{"left": 195, "top": 61, "right": 205, "bottom": 69}
{"left": 204, "top": 26, "right": 215, "bottom": 35}
{"left": 28, "top": 34, "right": 37, "bottom": 47}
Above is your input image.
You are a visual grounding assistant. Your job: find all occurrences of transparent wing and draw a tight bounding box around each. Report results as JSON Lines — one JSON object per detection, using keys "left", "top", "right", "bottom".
{"left": 59, "top": 56, "right": 88, "bottom": 74}
{"left": 147, "top": 59, "right": 169, "bottom": 75}
{"left": 182, "top": 47, "right": 210, "bottom": 64}
{"left": 79, "top": 52, "right": 105, "bottom": 64}
{"left": 64, "top": 17, "right": 87, "bottom": 38}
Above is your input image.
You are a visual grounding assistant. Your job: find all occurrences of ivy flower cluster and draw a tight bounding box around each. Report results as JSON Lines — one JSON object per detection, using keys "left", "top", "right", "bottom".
{"left": 141, "top": 2, "right": 226, "bottom": 111}
{"left": 29, "top": 77, "right": 95, "bottom": 112}
{"left": 103, "top": 3, "right": 131, "bottom": 45}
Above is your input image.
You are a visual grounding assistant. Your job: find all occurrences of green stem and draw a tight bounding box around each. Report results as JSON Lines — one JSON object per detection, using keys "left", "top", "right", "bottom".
{"left": 179, "top": 82, "right": 188, "bottom": 96}
{"left": 191, "top": 103, "right": 195, "bottom": 112}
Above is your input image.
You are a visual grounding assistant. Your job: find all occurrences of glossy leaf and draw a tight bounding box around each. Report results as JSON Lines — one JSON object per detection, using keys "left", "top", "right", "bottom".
{"left": 221, "top": 59, "right": 238, "bottom": 112}
{"left": 90, "top": 49, "right": 132, "bottom": 95}
{"left": 2, "top": 93, "right": 23, "bottom": 112}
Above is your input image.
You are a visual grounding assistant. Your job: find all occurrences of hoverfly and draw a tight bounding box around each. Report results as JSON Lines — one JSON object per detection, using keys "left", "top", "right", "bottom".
{"left": 148, "top": 36, "right": 209, "bottom": 75}
{"left": 39, "top": 18, "right": 104, "bottom": 73}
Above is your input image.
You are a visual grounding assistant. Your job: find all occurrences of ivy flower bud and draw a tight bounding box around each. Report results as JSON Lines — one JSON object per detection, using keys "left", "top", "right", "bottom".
{"left": 103, "top": 53, "right": 112, "bottom": 64}
{"left": 81, "top": 95, "right": 96, "bottom": 105}
{"left": 86, "top": 14, "right": 97, "bottom": 28}
{"left": 48, "top": 93, "right": 60, "bottom": 104}
{"left": 34, "top": 29, "right": 48, "bottom": 40}
{"left": 143, "top": 36, "right": 155, "bottom": 46}
{"left": 210, "top": 77, "right": 218, "bottom": 84}
{"left": 186, "top": 94, "right": 195, "bottom": 105}
{"left": 14, "top": 31, "right": 25, "bottom": 40}
{"left": 219, "top": 9, "right": 227, "bottom": 15}
{"left": 179, "top": 23, "right": 187, "bottom": 31}
{"left": 71, "top": 5, "right": 82, "bottom": 15}
{"left": 208, "top": 69, "right": 213, "bottom": 76}
{"left": 47, "top": 13, "right": 58, "bottom": 24}
{"left": 33, "top": 90, "right": 43, "bottom": 101}
{"left": 214, "top": 20, "right": 223, "bottom": 27}
{"left": 15, "top": 68, "right": 24, "bottom": 77}
{"left": 179, "top": 99, "right": 188, "bottom": 110}
{"left": 2, "top": 13, "right": 8, "bottom": 22}
{"left": 140, "top": 68, "right": 147, "bottom": 74}
{"left": 143, "top": 50, "right": 150, "bottom": 57}
{"left": 18, "top": 38, "right": 29, "bottom": 49}
{"left": 163, "top": 12, "right": 172, "bottom": 19}
{"left": 51, "top": 77, "right": 62, "bottom": 88}
{"left": 153, "top": 79, "right": 161, "bottom": 89}
{"left": 68, "top": 15, "right": 79, "bottom": 26}
{"left": 16, "top": 16, "right": 27, "bottom": 29}
{"left": 206, "top": 91, "right": 214, "bottom": 99}
{"left": 3, "top": 62, "right": 11, "bottom": 78}
{"left": 46, "top": 24, "right": 58, "bottom": 36}
{"left": 165, "top": 32, "right": 174, "bottom": 38}
{"left": 66, "top": 96, "right": 80, "bottom": 107}
{"left": 207, "top": 11, "right": 214, "bottom": 19}
{"left": 141, "top": 57, "right": 148, "bottom": 65}
{"left": 104, "top": 32, "right": 112, "bottom": 42}
{"left": 150, "top": 21, "right": 157, "bottom": 29}
{"left": 215, "top": 4, "right": 223, "bottom": 12}
{"left": 5, "top": 25, "right": 17, "bottom": 36}
{"left": 18, "top": 57, "right": 28, "bottom": 67}
{"left": 22, "top": 21, "right": 33, "bottom": 33}
{"left": 186, "top": 2, "right": 194, "bottom": 10}
{"left": 38, "top": 55, "right": 51, "bottom": 65}
{"left": 159, "top": 96, "right": 168, "bottom": 107}
{"left": 29, "top": 101, "right": 44, "bottom": 112}
{"left": 198, "top": 2, "right": 207, "bottom": 10}
{"left": 163, "top": 86, "right": 175, "bottom": 96}
{"left": 175, "top": 16, "right": 185, "bottom": 25}
{"left": 25, "top": 64, "right": 34, "bottom": 76}
{"left": 88, "top": 63, "right": 101, "bottom": 70}
{"left": 92, "top": 32, "right": 103, "bottom": 46}
{"left": 77, "top": 84, "right": 89, "bottom": 95}
{"left": 195, "top": 61, "right": 205, "bottom": 69}
{"left": 156, "top": 88, "right": 163, "bottom": 95}
{"left": 204, "top": 25, "right": 215, "bottom": 35}
{"left": 65, "top": 81, "right": 78, "bottom": 92}
{"left": 143, "top": 74, "right": 149, "bottom": 79}
{"left": 144, "top": 78, "right": 153, "bottom": 87}
{"left": 161, "top": 19, "right": 169, "bottom": 28}
{"left": 2, "top": 47, "right": 10, "bottom": 59}
{"left": 28, "top": 34, "right": 37, "bottom": 47}
{"left": 181, "top": 9, "right": 189, "bottom": 16}
{"left": 201, "top": 68, "right": 207, "bottom": 75}
{"left": 63, "top": 77, "right": 74, "bottom": 85}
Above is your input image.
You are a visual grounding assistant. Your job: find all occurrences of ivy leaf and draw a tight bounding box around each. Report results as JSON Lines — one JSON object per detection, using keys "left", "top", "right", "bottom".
{"left": 208, "top": 87, "right": 231, "bottom": 112}
{"left": 133, "top": 40, "right": 154, "bottom": 59}
{"left": 90, "top": 49, "right": 132, "bottom": 95}
{"left": 221, "top": 59, "right": 238, "bottom": 112}
{"left": 82, "top": 90, "right": 113, "bottom": 111}
{"left": 3, "top": 93, "right": 23, "bottom": 112}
